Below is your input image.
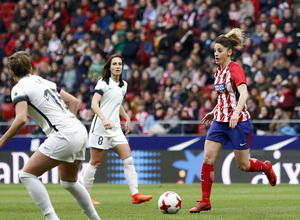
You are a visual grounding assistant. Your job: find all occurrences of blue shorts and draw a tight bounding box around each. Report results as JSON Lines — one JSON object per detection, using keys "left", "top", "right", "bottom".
{"left": 206, "top": 119, "right": 253, "bottom": 150}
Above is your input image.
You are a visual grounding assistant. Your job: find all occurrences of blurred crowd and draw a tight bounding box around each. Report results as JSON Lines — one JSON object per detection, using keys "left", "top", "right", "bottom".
{"left": 0, "top": 0, "right": 299, "bottom": 136}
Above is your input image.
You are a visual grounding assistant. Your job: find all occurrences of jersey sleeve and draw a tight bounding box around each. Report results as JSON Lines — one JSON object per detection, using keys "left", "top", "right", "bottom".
{"left": 94, "top": 79, "right": 107, "bottom": 95}
{"left": 230, "top": 63, "right": 247, "bottom": 87}
{"left": 11, "top": 85, "right": 29, "bottom": 105}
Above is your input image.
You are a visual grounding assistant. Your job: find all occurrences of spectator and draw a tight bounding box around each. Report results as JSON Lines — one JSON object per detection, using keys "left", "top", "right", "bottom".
{"left": 142, "top": 90, "right": 154, "bottom": 113}
{"left": 143, "top": 101, "right": 166, "bottom": 135}
{"left": 277, "top": 84, "right": 296, "bottom": 116}
{"left": 48, "top": 32, "right": 61, "bottom": 54}
{"left": 163, "top": 106, "right": 181, "bottom": 134}
{"left": 179, "top": 106, "right": 197, "bottom": 134}
{"left": 255, "top": 105, "right": 272, "bottom": 134}
{"left": 144, "top": 57, "right": 164, "bottom": 86}
{"left": 160, "top": 62, "right": 181, "bottom": 85}
{"left": 76, "top": 55, "right": 92, "bottom": 80}
{"left": 85, "top": 8, "right": 98, "bottom": 32}
{"left": 73, "top": 7, "right": 86, "bottom": 29}
{"left": 127, "top": 69, "right": 141, "bottom": 94}
{"left": 239, "top": 0, "right": 255, "bottom": 23}
{"left": 269, "top": 107, "right": 290, "bottom": 134}
{"left": 170, "top": 42, "right": 186, "bottom": 70}
{"left": 270, "top": 55, "right": 290, "bottom": 80}
{"left": 142, "top": 0, "right": 157, "bottom": 25}
{"left": 140, "top": 70, "right": 157, "bottom": 94}
{"left": 135, "top": 99, "right": 149, "bottom": 130}
{"left": 265, "top": 42, "right": 280, "bottom": 68}
{"left": 185, "top": 83, "right": 204, "bottom": 106}
{"left": 175, "top": 20, "right": 194, "bottom": 54}
{"left": 181, "top": 58, "right": 197, "bottom": 81}
{"left": 96, "top": 8, "right": 113, "bottom": 32}
{"left": 102, "top": 37, "right": 115, "bottom": 59}
{"left": 87, "top": 53, "right": 105, "bottom": 84}
{"left": 170, "top": 82, "right": 188, "bottom": 105}
{"left": 246, "top": 97, "right": 260, "bottom": 119}
{"left": 122, "top": 31, "right": 139, "bottom": 66}
{"left": 60, "top": 60, "right": 80, "bottom": 94}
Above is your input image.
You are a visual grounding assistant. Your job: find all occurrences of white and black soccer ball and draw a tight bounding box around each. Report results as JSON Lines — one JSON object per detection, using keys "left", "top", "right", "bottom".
{"left": 158, "top": 191, "right": 182, "bottom": 214}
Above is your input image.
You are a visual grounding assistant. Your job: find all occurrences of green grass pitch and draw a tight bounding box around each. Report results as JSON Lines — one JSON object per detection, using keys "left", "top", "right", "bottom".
{"left": 0, "top": 183, "right": 299, "bottom": 220}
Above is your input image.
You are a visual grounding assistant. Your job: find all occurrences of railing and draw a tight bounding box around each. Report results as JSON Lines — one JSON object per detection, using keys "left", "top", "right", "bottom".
{"left": 1, "top": 119, "right": 300, "bottom": 136}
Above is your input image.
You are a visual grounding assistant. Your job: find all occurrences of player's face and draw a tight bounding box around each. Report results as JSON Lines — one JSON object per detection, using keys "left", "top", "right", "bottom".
{"left": 214, "top": 43, "right": 232, "bottom": 66}
{"left": 110, "top": 57, "right": 123, "bottom": 76}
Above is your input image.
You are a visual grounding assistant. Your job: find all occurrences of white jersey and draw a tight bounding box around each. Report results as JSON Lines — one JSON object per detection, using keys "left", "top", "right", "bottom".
{"left": 11, "top": 75, "right": 79, "bottom": 136}
{"left": 90, "top": 78, "right": 127, "bottom": 137}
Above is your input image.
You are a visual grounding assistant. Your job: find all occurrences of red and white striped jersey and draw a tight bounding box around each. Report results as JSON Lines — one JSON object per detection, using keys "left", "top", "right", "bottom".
{"left": 213, "top": 61, "right": 250, "bottom": 122}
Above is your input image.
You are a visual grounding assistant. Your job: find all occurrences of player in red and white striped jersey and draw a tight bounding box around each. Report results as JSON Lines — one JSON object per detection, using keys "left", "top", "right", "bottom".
{"left": 189, "top": 29, "right": 277, "bottom": 214}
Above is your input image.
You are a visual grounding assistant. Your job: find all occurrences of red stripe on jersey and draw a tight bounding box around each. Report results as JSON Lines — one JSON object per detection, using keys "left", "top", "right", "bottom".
{"left": 248, "top": 131, "right": 251, "bottom": 149}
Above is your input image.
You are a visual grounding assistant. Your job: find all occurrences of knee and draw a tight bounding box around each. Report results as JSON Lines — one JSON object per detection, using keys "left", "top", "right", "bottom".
{"left": 60, "top": 180, "right": 76, "bottom": 189}
{"left": 19, "top": 171, "right": 37, "bottom": 182}
{"left": 123, "top": 156, "right": 133, "bottom": 166}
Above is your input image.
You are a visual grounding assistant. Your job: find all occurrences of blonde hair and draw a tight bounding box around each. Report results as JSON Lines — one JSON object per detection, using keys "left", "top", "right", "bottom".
{"left": 215, "top": 28, "right": 245, "bottom": 58}
{"left": 9, "top": 51, "right": 32, "bottom": 77}
{"left": 224, "top": 28, "right": 244, "bottom": 49}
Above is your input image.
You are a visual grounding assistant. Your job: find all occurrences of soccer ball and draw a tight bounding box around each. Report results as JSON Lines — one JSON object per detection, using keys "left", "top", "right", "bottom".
{"left": 158, "top": 191, "right": 182, "bottom": 214}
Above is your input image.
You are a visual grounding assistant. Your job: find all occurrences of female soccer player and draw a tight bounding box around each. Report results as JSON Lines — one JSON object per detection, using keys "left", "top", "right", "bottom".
{"left": 83, "top": 54, "right": 152, "bottom": 204}
{"left": 0, "top": 51, "right": 100, "bottom": 220}
{"left": 189, "top": 29, "right": 277, "bottom": 213}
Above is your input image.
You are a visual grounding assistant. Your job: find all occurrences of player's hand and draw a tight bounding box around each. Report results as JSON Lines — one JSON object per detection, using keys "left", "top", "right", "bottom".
{"left": 201, "top": 111, "right": 214, "bottom": 125}
{"left": 102, "top": 119, "right": 112, "bottom": 130}
{"left": 229, "top": 112, "right": 239, "bottom": 129}
{"left": 124, "top": 120, "right": 131, "bottom": 134}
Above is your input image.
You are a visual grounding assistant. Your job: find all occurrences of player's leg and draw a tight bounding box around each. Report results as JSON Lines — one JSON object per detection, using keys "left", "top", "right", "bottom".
{"left": 83, "top": 133, "right": 106, "bottom": 205}
{"left": 83, "top": 147, "right": 105, "bottom": 193}
{"left": 234, "top": 149, "right": 277, "bottom": 186}
{"left": 232, "top": 120, "right": 277, "bottom": 186}
{"left": 190, "top": 140, "right": 223, "bottom": 213}
{"left": 20, "top": 150, "right": 61, "bottom": 220}
{"left": 59, "top": 161, "right": 100, "bottom": 220}
{"left": 114, "top": 143, "right": 152, "bottom": 204}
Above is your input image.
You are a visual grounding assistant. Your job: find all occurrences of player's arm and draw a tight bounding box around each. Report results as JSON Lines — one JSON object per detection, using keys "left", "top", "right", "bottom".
{"left": 120, "top": 105, "right": 131, "bottom": 134}
{"left": 91, "top": 92, "right": 112, "bottom": 129}
{"left": 229, "top": 83, "right": 248, "bottom": 129}
{"left": 0, "top": 101, "right": 28, "bottom": 148}
{"left": 201, "top": 105, "right": 217, "bottom": 125}
{"left": 59, "top": 89, "right": 79, "bottom": 116}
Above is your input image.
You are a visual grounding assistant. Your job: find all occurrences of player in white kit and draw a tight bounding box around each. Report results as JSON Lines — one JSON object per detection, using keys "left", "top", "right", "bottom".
{"left": 0, "top": 51, "right": 100, "bottom": 220}
{"left": 83, "top": 54, "right": 152, "bottom": 204}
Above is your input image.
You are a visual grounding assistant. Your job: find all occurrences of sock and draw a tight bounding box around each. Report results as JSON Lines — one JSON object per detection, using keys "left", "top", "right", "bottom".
{"left": 248, "top": 159, "right": 268, "bottom": 172}
{"left": 123, "top": 156, "right": 138, "bottom": 195}
{"left": 19, "top": 171, "right": 59, "bottom": 220}
{"left": 60, "top": 180, "right": 100, "bottom": 220}
{"left": 82, "top": 163, "right": 97, "bottom": 193}
{"left": 201, "top": 163, "right": 214, "bottom": 203}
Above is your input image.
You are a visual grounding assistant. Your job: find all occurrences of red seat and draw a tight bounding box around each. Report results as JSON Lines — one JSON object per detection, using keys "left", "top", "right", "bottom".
{"left": 0, "top": 3, "right": 16, "bottom": 11}
{"left": 1, "top": 102, "right": 15, "bottom": 121}
{"left": 193, "top": 28, "right": 201, "bottom": 37}
{"left": 125, "top": 92, "right": 135, "bottom": 102}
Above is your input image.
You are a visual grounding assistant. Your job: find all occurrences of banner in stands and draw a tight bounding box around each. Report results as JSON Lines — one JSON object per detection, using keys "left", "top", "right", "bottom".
{"left": 0, "top": 149, "right": 299, "bottom": 185}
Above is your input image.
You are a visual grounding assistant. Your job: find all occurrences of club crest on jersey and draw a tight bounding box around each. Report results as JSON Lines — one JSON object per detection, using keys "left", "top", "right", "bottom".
{"left": 215, "top": 83, "right": 226, "bottom": 92}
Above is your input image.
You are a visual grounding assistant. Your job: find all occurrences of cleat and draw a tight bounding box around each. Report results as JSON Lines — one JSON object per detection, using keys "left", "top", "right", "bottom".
{"left": 264, "top": 161, "right": 277, "bottom": 186}
{"left": 131, "top": 193, "right": 153, "bottom": 204}
{"left": 189, "top": 201, "right": 211, "bottom": 213}
{"left": 91, "top": 198, "right": 101, "bottom": 205}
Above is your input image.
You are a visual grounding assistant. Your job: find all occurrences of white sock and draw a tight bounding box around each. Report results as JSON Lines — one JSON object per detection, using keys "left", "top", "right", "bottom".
{"left": 60, "top": 180, "right": 100, "bottom": 220}
{"left": 82, "top": 163, "right": 97, "bottom": 193}
{"left": 123, "top": 156, "right": 138, "bottom": 195}
{"left": 19, "top": 171, "right": 59, "bottom": 220}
